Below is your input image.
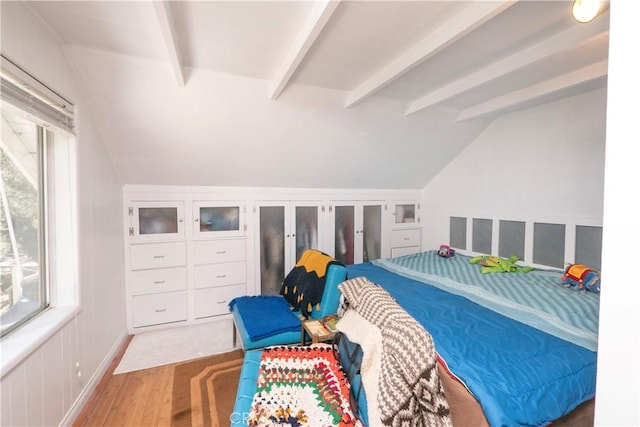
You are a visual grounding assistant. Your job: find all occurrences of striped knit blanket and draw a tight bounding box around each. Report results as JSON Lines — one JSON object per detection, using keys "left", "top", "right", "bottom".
{"left": 338, "top": 277, "right": 452, "bottom": 427}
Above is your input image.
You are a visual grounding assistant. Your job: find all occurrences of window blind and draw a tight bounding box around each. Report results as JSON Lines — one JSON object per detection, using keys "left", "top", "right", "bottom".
{"left": 1, "top": 55, "right": 75, "bottom": 135}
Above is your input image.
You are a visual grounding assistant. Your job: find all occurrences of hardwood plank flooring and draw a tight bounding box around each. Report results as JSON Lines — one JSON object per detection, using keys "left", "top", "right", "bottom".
{"left": 74, "top": 336, "right": 178, "bottom": 427}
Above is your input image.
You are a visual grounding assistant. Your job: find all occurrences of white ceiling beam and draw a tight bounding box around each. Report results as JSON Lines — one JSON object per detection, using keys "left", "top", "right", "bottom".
{"left": 406, "top": 13, "right": 610, "bottom": 116}
{"left": 270, "top": 0, "right": 340, "bottom": 100}
{"left": 344, "top": 0, "right": 516, "bottom": 109}
{"left": 152, "top": 0, "right": 185, "bottom": 87}
{"left": 456, "top": 60, "right": 608, "bottom": 121}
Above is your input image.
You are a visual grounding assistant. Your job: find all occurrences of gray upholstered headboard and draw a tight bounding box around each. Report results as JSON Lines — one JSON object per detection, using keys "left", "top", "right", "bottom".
{"left": 449, "top": 216, "right": 602, "bottom": 270}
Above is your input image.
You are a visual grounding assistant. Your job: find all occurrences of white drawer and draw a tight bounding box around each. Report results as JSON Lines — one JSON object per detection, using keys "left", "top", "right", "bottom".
{"left": 391, "top": 246, "right": 421, "bottom": 258}
{"left": 194, "top": 262, "right": 246, "bottom": 289}
{"left": 194, "top": 284, "right": 245, "bottom": 319}
{"left": 390, "top": 227, "right": 422, "bottom": 248}
{"left": 130, "top": 242, "right": 186, "bottom": 271}
{"left": 193, "top": 239, "right": 246, "bottom": 265}
{"left": 132, "top": 291, "right": 187, "bottom": 328}
{"left": 130, "top": 267, "right": 186, "bottom": 296}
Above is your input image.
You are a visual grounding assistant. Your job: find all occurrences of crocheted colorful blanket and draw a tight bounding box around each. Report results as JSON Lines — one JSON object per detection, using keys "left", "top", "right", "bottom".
{"left": 248, "top": 345, "right": 363, "bottom": 427}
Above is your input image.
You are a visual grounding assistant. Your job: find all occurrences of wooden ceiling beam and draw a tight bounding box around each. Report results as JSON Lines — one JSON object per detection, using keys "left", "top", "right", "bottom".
{"left": 344, "top": 0, "right": 515, "bottom": 109}
{"left": 152, "top": 0, "right": 185, "bottom": 87}
{"left": 456, "top": 60, "right": 608, "bottom": 121}
{"left": 406, "top": 14, "right": 610, "bottom": 116}
{"left": 270, "top": 0, "right": 340, "bottom": 100}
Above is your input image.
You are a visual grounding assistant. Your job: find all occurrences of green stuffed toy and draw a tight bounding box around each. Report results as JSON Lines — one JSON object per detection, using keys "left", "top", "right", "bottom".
{"left": 469, "top": 254, "right": 534, "bottom": 274}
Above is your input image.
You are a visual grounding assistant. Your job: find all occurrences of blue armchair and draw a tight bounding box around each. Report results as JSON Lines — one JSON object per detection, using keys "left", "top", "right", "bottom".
{"left": 229, "top": 249, "right": 346, "bottom": 350}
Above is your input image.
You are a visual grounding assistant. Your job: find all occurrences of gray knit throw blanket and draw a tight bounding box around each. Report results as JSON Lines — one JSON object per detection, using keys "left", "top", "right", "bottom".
{"left": 339, "top": 277, "right": 452, "bottom": 427}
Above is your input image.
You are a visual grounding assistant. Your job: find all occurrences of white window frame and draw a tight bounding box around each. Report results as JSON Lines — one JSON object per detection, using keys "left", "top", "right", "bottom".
{"left": 0, "top": 58, "right": 78, "bottom": 374}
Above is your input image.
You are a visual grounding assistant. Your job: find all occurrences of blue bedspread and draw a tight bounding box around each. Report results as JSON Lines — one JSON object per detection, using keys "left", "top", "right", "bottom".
{"left": 373, "top": 251, "right": 599, "bottom": 351}
{"left": 228, "top": 296, "right": 300, "bottom": 340}
{"left": 346, "top": 260, "right": 597, "bottom": 427}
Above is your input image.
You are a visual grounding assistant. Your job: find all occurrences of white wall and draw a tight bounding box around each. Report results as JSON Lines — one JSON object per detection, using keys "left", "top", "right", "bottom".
{"left": 0, "top": 3, "right": 126, "bottom": 426}
{"left": 421, "top": 87, "right": 607, "bottom": 254}
{"left": 594, "top": 0, "right": 640, "bottom": 423}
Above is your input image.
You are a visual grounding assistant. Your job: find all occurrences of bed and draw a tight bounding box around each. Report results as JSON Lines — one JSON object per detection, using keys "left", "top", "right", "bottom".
{"left": 340, "top": 250, "right": 598, "bottom": 427}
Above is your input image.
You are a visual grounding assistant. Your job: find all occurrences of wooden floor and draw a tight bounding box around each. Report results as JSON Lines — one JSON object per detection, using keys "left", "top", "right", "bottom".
{"left": 74, "top": 336, "right": 176, "bottom": 427}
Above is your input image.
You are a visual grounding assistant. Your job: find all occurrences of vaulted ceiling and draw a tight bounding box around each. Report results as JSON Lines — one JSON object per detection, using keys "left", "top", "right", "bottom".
{"left": 25, "top": 1, "right": 609, "bottom": 189}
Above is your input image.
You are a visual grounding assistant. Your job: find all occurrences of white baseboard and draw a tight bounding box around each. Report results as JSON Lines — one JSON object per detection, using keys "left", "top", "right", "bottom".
{"left": 59, "top": 329, "right": 129, "bottom": 426}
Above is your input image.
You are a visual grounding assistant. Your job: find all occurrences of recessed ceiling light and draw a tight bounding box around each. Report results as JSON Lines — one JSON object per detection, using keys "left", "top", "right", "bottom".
{"left": 572, "top": 0, "right": 601, "bottom": 23}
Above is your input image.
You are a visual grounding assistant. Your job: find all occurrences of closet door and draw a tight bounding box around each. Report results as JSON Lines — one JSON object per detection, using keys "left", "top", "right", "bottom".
{"left": 331, "top": 202, "right": 383, "bottom": 265}
{"left": 333, "top": 205, "right": 355, "bottom": 265}
{"left": 293, "top": 204, "right": 321, "bottom": 261}
{"left": 362, "top": 204, "right": 382, "bottom": 262}
{"left": 256, "top": 202, "right": 325, "bottom": 294}
{"left": 257, "top": 204, "right": 288, "bottom": 295}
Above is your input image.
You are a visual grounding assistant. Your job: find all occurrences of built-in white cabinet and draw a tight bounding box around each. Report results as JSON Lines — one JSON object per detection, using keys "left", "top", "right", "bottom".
{"left": 255, "top": 201, "right": 325, "bottom": 295}
{"left": 124, "top": 196, "right": 249, "bottom": 333}
{"left": 390, "top": 227, "right": 422, "bottom": 257}
{"left": 192, "top": 238, "right": 247, "bottom": 319}
{"left": 331, "top": 201, "right": 384, "bottom": 265}
{"left": 128, "top": 241, "right": 188, "bottom": 328}
{"left": 123, "top": 186, "right": 422, "bottom": 334}
{"left": 390, "top": 202, "right": 421, "bottom": 257}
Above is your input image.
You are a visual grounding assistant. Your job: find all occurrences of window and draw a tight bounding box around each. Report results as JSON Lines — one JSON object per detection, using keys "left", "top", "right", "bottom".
{"left": 1, "top": 106, "right": 49, "bottom": 337}
{"left": 1, "top": 56, "right": 75, "bottom": 339}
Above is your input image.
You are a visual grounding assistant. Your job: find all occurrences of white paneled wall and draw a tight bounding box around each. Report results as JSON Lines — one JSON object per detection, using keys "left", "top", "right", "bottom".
{"left": 1, "top": 2, "right": 126, "bottom": 426}
{"left": 421, "top": 87, "right": 607, "bottom": 254}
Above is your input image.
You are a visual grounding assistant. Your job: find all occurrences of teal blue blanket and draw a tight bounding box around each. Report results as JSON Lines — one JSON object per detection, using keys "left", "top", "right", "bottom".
{"left": 372, "top": 251, "right": 599, "bottom": 351}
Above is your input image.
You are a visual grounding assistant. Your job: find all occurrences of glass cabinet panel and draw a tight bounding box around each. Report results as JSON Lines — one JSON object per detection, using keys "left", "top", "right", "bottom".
{"left": 259, "top": 206, "right": 286, "bottom": 295}
{"left": 193, "top": 202, "right": 244, "bottom": 237}
{"left": 334, "top": 205, "right": 355, "bottom": 265}
{"left": 129, "top": 201, "right": 184, "bottom": 241}
{"left": 394, "top": 204, "right": 416, "bottom": 224}
{"left": 363, "top": 205, "right": 381, "bottom": 262}
{"left": 295, "top": 206, "right": 319, "bottom": 261}
{"left": 139, "top": 207, "right": 178, "bottom": 234}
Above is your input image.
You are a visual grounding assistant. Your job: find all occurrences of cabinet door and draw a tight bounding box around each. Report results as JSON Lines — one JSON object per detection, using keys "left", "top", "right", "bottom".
{"left": 333, "top": 205, "right": 355, "bottom": 265}
{"left": 393, "top": 202, "right": 420, "bottom": 225}
{"left": 292, "top": 203, "right": 323, "bottom": 261}
{"left": 257, "top": 204, "right": 288, "bottom": 295}
{"left": 362, "top": 204, "right": 382, "bottom": 262}
{"left": 128, "top": 201, "right": 184, "bottom": 241}
{"left": 255, "top": 202, "right": 324, "bottom": 295}
{"left": 192, "top": 201, "right": 245, "bottom": 238}
{"left": 332, "top": 202, "right": 383, "bottom": 265}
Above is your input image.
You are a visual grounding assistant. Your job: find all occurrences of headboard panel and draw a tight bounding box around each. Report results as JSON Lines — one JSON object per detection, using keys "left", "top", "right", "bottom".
{"left": 448, "top": 215, "right": 602, "bottom": 270}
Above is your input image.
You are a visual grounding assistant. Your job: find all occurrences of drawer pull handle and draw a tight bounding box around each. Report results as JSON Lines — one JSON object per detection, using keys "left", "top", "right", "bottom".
{"left": 216, "top": 274, "right": 227, "bottom": 278}
{"left": 403, "top": 237, "right": 411, "bottom": 240}
{"left": 154, "top": 280, "right": 166, "bottom": 284}
{"left": 216, "top": 300, "right": 227, "bottom": 304}
{"left": 155, "top": 308, "right": 167, "bottom": 313}
{"left": 153, "top": 255, "right": 165, "bottom": 259}
{"left": 216, "top": 250, "right": 227, "bottom": 254}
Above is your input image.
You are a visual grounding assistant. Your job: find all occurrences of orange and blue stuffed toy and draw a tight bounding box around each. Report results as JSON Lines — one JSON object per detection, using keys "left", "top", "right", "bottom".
{"left": 561, "top": 264, "right": 601, "bottom": 293}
